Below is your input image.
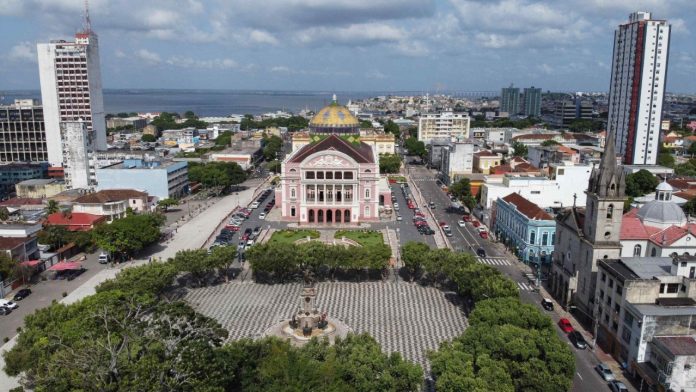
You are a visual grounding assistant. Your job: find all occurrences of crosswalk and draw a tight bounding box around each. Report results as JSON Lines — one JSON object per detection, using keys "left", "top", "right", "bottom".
{"left": 517, "top": 282, "right": 536, "bottom": 291}
{"left": 410, "top": 177, "right": 437, "bottom": 182}
{"left": 477, "top": 257, "right": 513, "bottom": 266}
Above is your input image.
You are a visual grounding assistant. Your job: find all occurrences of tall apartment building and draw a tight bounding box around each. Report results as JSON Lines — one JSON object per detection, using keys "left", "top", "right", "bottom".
{"left": 500, "top": 85, "right": 520, "bottom": 115}
{"left": 551, "top": 100, "right": 593, "bottom": 127}
{"left": 523, "top": 87, "right": 542, "bottom": 117}
{"left": 607, "top": 12, "right": 670, "bottom": 165}
{"left": 0, "top": 99, "right": 48, "bottom": 163}
{"left": 37, "top": 17, "right": 106, "bottom": 168}
{"left": 417, "top": 112, "right": 470, "bottom": 144}
{"left": 61, "top": 121, "right": 91, "bottom": 189}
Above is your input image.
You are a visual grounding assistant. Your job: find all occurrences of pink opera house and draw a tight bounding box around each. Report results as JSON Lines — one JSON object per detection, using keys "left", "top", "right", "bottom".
{"left": 276, "top": 98, "right": 392, "bottom": 224}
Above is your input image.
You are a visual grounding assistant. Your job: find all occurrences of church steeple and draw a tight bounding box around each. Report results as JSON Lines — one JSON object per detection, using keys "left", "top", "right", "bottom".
{"left": 588, "top": 130, "right": 626, "bottom": 198}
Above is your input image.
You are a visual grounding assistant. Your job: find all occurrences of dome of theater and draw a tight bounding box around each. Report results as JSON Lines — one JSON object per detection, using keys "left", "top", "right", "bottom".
{"left": 309, "top": 95, "right": 360, "bottom": 135}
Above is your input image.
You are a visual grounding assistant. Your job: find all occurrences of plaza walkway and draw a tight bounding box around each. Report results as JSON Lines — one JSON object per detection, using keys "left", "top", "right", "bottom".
{"left": 0, "top": 178, "right": 268, "bottom": 390}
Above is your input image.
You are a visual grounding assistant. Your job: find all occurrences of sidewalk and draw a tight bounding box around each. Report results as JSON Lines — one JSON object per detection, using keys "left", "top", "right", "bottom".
{"left": 0, "top": 178, "right": 267, "bottom": 390}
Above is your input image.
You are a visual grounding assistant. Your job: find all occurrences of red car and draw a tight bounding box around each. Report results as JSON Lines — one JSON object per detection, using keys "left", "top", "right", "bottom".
{"left": 408, "top": 202, "right": 415, "bottom": 209}
{"left": 558, "top": 318, "right": 574, "bottom": 333}
{"left": 224, "top": 225, "right": 240, "bottom": 231}
{"left": 439, "top": 221, "right": 447, "bottom": 227}
{"left": 415, "top": 221, "right": 428, "bottom": 228}
{"left": 472, "top": 220, "right": 481, "bottom": 228}
{"left": 463, "top": 214, "right": 472, "bottom": 222}
{"left": 479, "top": 231, "right": 489, "bottom": 239}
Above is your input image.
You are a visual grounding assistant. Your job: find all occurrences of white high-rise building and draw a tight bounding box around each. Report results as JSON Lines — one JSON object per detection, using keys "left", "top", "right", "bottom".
{"left": 607, "top": 11, "right": 670, "bottom": 165}
{"left": 37, "top": 13, "right": 106, "bottom": 168}
{"left": 417, "top": 112, "right": 470, "bottom": 144}
{"left": 61, "top": 121, "right": 91, "bottom": 189}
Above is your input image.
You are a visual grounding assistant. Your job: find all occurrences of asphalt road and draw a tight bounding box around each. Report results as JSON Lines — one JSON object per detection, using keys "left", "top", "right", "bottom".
{"left": 405, "top": 161, "right": 616, "bottom": 392}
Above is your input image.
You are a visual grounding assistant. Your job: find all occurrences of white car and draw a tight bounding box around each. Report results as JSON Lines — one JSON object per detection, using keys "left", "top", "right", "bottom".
{"left": 457, "top": 220, "right": 466, "bottom": 227}
{"left": 396, "top": 215, "right": 403, "bottom": 221}
{"left": 246, "top": 240, "right": 255, "bottom": 249}
{"left": 0, "top": 299, "right": 18, "bottom": 309}
{"left": 250, "top": 201, "right": 260, "bottom": 209}
{"left": 259, "top": 212, "right": 266, "bottom": 220}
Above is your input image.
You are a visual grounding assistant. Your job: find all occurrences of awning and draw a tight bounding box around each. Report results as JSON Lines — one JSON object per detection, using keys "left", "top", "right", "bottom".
{"left": 20, "top": 260, "right": 41, "bottom": 267}
{"left": 48, "top": 262, "right": 82, "bottom": 271}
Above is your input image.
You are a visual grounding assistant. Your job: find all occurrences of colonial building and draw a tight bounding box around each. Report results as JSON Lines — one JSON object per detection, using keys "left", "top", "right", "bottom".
{"left": 276, "top": 98, "right": 391, "bottom": 224}
{"left": 551, "top": 132, "right": 627, "bottom": 321}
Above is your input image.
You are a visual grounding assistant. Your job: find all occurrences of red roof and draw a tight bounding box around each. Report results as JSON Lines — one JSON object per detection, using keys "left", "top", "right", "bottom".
{"left": 620, "top": 209, "right": 660, "bottom": 240}
{"left": 0, "top": 236, "right": 30, "bottom": 251}
{"left": 475, "top": 150, "right": 498, "bottom": 157}
{"left": 502, "top": 192, "right": 553, "bottom": 220}
{"left": 46, "top": 212, "right": 106, "bottom": 231}
{"left": 288, "top": 134, "right": 374, "bottom": 164}
{"left": 0, "top": 198, "right": 43, "bottom": 206}
{"left": 48, "top": 261, "right": 82, "bottom": 271}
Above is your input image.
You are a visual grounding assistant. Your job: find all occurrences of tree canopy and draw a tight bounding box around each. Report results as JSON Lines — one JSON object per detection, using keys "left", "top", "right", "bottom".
{"left": 188, "top": 161, "right": 247, "bottom": 189}
{"left": 448, "top": 178, "right": 477, "bottom": 210}
{"left": 383, "top": 120, "right": 400, "bottom": 137}
{"left": 91, "top": 214, "right": 165, "bottom": 259}
{"left": 379, "top": 153, "right": 402, "bottom": 174}
{"left": 404, "top": 137, "right": 426, "bottom": 158}
{"left": 540, "top": 139, "right": 561, "bottom": 147}
{"left": 625, "top": 169, "right": 659, "bottom": 197}
{"left": 240, "top": 115, "right": 308, "bottom": 131}
{"left": 262, "top": 134, "right": 283, "bottom": 161}
{"left": 141, "top": 134, "right": 157, "bottom": 142}
{"left": 511, "top": 141, "right": 528, "bottom": 158}
{"left": 150, "top": 111, "right": 206, "bottom": 130}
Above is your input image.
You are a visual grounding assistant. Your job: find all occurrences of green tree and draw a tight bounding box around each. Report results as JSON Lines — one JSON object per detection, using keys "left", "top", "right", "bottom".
{"left": 384, "top": 120, "right": 400, "bottom": 137}
{"left": 511, "top": 141, "right": 528, "bottom": 157}
{"left": 540, "top": 139, "right": 561, "bottom": 147}
{"left": 172, "top": 249, "right": 213, "bottom": 287}
{"left": 215, "top": 130, "right": 232, "bottom": 147}
{"left": 45, "top": 200, "right": 60, "bottom": 215}
{"left": 359, "top": 120, "right": 373, "bottom": 128}
{"left": 262, "top": 134, "right": 283, "bottom": 161}
{"left": 157, "top": 198, "right": 179, "bottom": 212}
{"left": 141, "top": 134, "right": 156, "bottom": 142}
{"left": 267, "top": 160, "right": 281, "bottom": 174}
{"left": 379, "top": 153, "right": 402, "bottom": 173}
{"left": 0, "top": 207, "right": 9, "bottom": 221}
{"left": 404, "top": 137, "right": 426, "bottom": 157}
{"left": 688, "top": 143, "right": 696, "bottom": 156}
{"left": 188, "top": 161, "right": 247, "bottom": 189}
{"left": 683, "top": 198, "right": 696, "bottom": 216}
{"left": 625, "top": 169, "right": 659, "bottom": 197}
{"left": 658, "top": 152, "right": 675, "bottom": 168}
{"left": 91, "top": 214, "right": 164, "bottom": 260}
{"left": 0, "top": 253, "right": 15, "bottom": 281}
{"left": 449, "top": 178, "right": 477, "bottom": 210}
{"left": 207, "top": 245, "right": 238, "bottom": 282}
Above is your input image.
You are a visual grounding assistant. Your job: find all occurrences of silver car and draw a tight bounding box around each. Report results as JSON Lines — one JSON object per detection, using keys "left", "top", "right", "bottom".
{"left": 595, "top": 363, "right": 615, "bottom": 381}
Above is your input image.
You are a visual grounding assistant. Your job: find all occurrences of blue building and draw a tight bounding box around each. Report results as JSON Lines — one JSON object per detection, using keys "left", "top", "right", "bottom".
{"left": 96, "top": 159, "right": 188, "bottom": 200}
{"left": 494, "top": 192, "right": 556, "bottom": 265}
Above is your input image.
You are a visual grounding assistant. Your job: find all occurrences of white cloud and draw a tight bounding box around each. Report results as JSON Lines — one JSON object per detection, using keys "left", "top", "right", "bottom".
{"left": 249, "top": 30, "right": 278, "bottom": 45}
{"left": 7, "top": 41, "right": 36, "bottom": 62}
{"left": 165, "top": 56, "right": 238, "bottom": 69}
{"left": 135, "top": 49, "right": 161, "bottom": 65}
{"left": 270, "top": 65, "right": 291, "bottom": 73}
{"left": 114, "top": 49, "right": 126, "bottom": 58}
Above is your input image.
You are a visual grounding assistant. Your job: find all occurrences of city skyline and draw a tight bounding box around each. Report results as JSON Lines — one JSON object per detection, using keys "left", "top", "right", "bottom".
{"left": 1, "top": 0, "right": 695, "bottom": 93}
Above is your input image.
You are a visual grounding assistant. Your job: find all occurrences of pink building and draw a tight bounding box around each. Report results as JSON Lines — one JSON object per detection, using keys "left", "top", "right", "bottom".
{"left": 276, "top": 100, "right": 390, "bottom": 224}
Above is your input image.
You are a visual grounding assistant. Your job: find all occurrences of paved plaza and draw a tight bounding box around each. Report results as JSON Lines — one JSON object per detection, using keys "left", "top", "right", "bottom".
{"left": 185, "top": 281, "right": 468, "bottom": 370}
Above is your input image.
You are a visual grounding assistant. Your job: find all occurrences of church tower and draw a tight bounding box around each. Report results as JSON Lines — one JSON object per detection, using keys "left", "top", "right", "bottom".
{"left": 583, "top": 130, "right": 627, "bottom": 244}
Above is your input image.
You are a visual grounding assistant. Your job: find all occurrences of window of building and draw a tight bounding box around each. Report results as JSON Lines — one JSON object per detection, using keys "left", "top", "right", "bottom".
{"left": 606, "top": 296, "right": 612, "bottom": 306}
{"left": 601, "top": 272, "right": 606, "bottom": 282}
{"left": 633, "top": 244, "right": 641, "bottom": 257}
{"left": 305, "top": 171, "right": 315, "bottom": 179}
{"left": 604, "top": 231, "right": 611, "bottom": 239}
{"left": 344, "top": 171, "right": 353, "bottom": 180}
{"left": 335, "top": 171, "right": 342, "bottom": 180}
{"left": 542, "top": 232, "right": 548, "bottom": 246}
{"left": 621, "top": 327, "right": 632, "bottom": 344}
{"left": 290, "top": 188, "right": 296, "bottom": 199}
{"left": 651, "top": 248, "right": 657, "bottom": 257}
{"left": 365, "top": 205, "right": 370, "bottom": 217}
{"left": 614, "top": 303, "right": 620, "bottom": 313}
{"left": 607, "top": 204, "right": 614, "bottom": 219}
{"left": 608, "top": 278, "right": 614, "bottom": 288}
{"left": 290, "top": 207, "right": 296, "bottom": 217}
{"left": 317, "top": 171, "right": 324, "bottom": 180}
{"left": 529, "top": 231, "right": 535, "bottom": 245}
{"left": 667, "top": 284, "right": 680, "bottom": 293}
{"left": 531, "top": 190, "right": 541, "bottom": 194}
{"left": 616, "top": 285, "right": 623, "bottom": 295}
{"left": 365, "top": 188, "right": 370, "bottom": 199}
{"left": 325, "top": 171, "right": 333, "bottom": 180}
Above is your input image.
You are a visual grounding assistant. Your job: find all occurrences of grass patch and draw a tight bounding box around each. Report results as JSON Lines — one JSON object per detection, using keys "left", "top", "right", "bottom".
{"left": 334, "top": 230, "right": 384, "bottom": 247}
{"left": 268, "top": 229, "right": 320, "bottom": 244}
{"left": 388, "top": 175, "right": 406, "bottom": 183}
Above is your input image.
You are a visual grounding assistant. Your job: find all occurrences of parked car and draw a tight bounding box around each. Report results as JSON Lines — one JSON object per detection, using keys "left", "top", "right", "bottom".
{"left": 457, "top": 220, "right": 466, "bottom": 227}
{"left": 479, "top": 230, "right": 489, "bottom": 239}
{"left": 443, "top": 225, "right": 453, "bottom": 237}
{"left": 541, "top": 298, "right": 554, "bottom": 311}
{"left": 595, "top": 363, "right": 615, "bottom": 381}
{"left": 558, "top": 318, "right": 574, "bottom": 333}
{"left": 429, "top": 202, "right": 436, "bottom": 209}
{"left": 0, "top": 307, "right": 10, "bottom": 316}
{"left": 0, "top": 299, "right": 19, "bottom": 310}
{"left": 471, "top": 220, "right": 481, "bottom": 228}
{"left": 98, "top": 252, "right": 109, "bottom": 264}
{"left": 259, "top": 212, "right": 267, "bottom": 220}
{"left": 250, "top": 201, "right": 260, "bottom": 209}
{"left": 439, "top": 221, "right": 447, "bottom": 227}
{"left": 225, "top": 225, "right": 240, "bottom": 231}
{"left": 13, "top": 288, "right": 32, "bottom": 301}
{"left": 396, "top": 215, "right": 403, "bottom": 221}
{"left": 253, "top": 226, "right": 261, "bottom": 236}
{"left": 476, "top": 248, "right": 486, "bottom": 257}
{"left": 246, "top": 240, "right": 255, "bottom": 249}
{"left": 569, "top": 331, "right": 587, "bottom": 349}
{"left": 609, "top": 380, "right": 628, "bottom": 392}
{"left": 242, "top": 229, "right": 252, "bottom": 241}
{"left": 463, "top": 214, "right": 472, "bottom": 222}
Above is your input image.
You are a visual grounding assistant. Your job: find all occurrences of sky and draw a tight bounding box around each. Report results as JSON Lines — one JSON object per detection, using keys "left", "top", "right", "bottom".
{"left": 1, "top": 0, "right": 695, "bottom": 93}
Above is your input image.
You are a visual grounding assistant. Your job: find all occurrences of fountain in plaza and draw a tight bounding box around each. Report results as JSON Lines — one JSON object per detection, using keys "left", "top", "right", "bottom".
{"left": 263, "top": 270, "right": 350, "bottom": 345}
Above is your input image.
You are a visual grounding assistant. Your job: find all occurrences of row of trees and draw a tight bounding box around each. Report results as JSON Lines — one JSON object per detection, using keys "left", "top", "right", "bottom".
{"left": 5, "top": 248, "right": 422, "bottom": 391}
{"left": 240, "top": 115, "right": 308, "bottom": 131}
{"left": 379, "top": 153, "right": 402, "bottom": 173}
{"left": 400, "top": 243, "right": 575, "bottom": 391}
{"left": 151, "top": 111, "right": 207, "bottom": 130}
{"left": 188, "top": 161, "right": 247, "bottom": 189}
{"left": 262, "top": 134, "right": 283, "bottom": 161}
{"left": 247, "top": 241, "right": 392, "bottom": 283}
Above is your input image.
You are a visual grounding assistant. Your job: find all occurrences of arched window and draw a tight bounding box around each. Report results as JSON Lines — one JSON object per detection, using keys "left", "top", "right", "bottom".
{"left": 607, "top": 204, "right": 614, "bottom": 219}
{"left": 290, "top": 188, "right": 296, "bottom": 199}
{"left": 529, "top": 231, "right": 536, "bottom": 245}
{"left": 365, "top": 205, "right": 370, "bottom": 217}
{"left": 651, "top": 248, "right": 657, "bottom": 257}
{"left": 633, "top": 244, "right": 641, "bottom": 257}
{"left": 684, "top": 252, "right": 690, "bottom": 256}
{"left": 610, "top": 183, "right": 616, "bottom": 191}
{"left": 365, "top": 188, "right": 370, "bottom": 199}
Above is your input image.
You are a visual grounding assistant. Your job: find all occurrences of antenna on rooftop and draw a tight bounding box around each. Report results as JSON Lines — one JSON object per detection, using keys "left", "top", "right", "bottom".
{"left": 83, "top": 0, "right": 92, "bottom": 33}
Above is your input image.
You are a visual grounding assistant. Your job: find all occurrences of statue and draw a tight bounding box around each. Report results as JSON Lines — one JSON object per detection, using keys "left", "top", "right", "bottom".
{"left": 303, "top": 268, "right": 315, "bottom": 287}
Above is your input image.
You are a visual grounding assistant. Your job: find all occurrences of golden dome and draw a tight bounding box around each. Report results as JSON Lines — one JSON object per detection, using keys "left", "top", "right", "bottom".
{"left": 309, "top": 96, "right": 360, "bottom": 134}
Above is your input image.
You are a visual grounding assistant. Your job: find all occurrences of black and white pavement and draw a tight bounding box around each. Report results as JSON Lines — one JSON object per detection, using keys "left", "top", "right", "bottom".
{"left": 185, "top": 281, "right": 468, "bottom": 370}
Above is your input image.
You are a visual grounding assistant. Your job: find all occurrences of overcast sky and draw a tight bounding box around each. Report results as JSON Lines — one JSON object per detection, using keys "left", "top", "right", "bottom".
{"left": 1, "top": 0, "right": 695, "bottom": 93}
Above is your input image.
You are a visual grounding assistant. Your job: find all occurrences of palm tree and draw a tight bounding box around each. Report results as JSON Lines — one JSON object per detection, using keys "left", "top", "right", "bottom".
{"left": 46, "top": 200, "right": 60, "bottom": 215}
